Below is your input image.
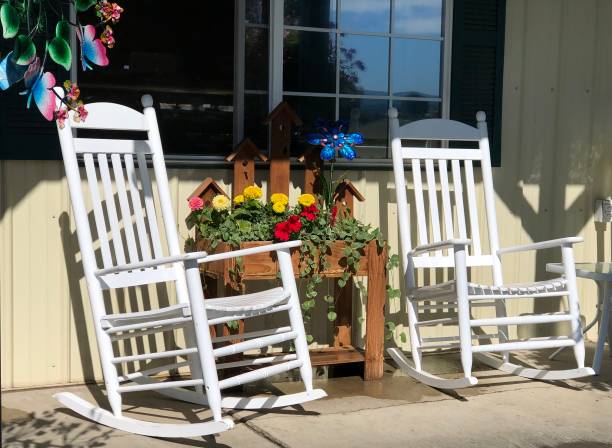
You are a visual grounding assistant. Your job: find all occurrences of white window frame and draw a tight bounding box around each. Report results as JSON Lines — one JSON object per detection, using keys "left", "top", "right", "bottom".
{"left": 234, "top": 0, "right": 453, "bottom": 158}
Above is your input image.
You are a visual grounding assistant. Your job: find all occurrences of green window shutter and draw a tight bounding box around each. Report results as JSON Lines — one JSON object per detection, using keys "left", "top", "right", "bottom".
{"left": 450, "top": 0, "right": 506, "bottom": 166}
{"left": 0, "top": 89, "right": 61, "bottom": 160}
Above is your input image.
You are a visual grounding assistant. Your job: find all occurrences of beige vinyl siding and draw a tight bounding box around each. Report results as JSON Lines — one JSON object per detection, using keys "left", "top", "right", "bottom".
{"left": 1, "top": 0, "right": 611, "bottom": 389}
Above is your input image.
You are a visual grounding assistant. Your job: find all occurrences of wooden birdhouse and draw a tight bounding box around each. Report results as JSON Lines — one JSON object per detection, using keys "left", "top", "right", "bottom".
{"left": 189, "top": 178, "right": 228, "bottom": 208}
{"left": 225, "top": 138, "right": 267, "bottom": 198}
{"left": 298, "top": 147, "right": 324, "bottom": 196}
{"left": 333, "top": 179, "right": 365, "bottom": 218}
{"left": 264, "top": 101, "right": 303, "bottom": 197}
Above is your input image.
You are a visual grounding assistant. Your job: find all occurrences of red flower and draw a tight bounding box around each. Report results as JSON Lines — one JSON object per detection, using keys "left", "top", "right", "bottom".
{"left": 330, "top": 206, "right": 338, "bottom": 226}
{"left": 274, "top": 222, "right": 290, "bottom": 241}
{"left": 287, "top": 215, "right": 302, "bottom": 233}
{"left": 300, "top": 204, "right": 319, "bottom": 221}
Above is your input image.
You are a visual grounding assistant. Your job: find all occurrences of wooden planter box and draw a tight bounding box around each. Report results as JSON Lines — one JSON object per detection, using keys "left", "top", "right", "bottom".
{"left": 196, "top": 239, "right": 387, "bottom": 380}
{"left": 196, "top": 239, "right": 370, "bottom": 279}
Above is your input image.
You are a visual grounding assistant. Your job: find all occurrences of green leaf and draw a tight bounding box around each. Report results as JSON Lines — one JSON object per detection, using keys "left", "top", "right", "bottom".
{"left": 1, "top": 4, "right": 19, "bottom": 39}
{"left": 327, "top": 311, "right": 337, "bottom": 321}
{"left": 56, "top": 20, "right": 71, "bottom": 41}
{"left": 75, "top": 0, "right": 96, "bottom": 12}
{"left": 337, "top": 278, "right": 346, "bottom": 288}
{"left": 306, "top": 334, "right": 314, "bottom": 344}
{"left": 48, "top": 37, "right": 71, "bottom": 70}
{"left": 13, "top": 35, "right": 36, "bottom": 65}
{"left": 400, "top": 332, "right": 407, "bottom": 343}
{"left": 323, "top": 295, "right": 335, "bottom": 304}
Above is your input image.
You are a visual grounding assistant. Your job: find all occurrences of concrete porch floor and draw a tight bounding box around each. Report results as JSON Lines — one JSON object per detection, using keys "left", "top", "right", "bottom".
{"left": 3, "top": 343, "right": 612, "bottom": 448}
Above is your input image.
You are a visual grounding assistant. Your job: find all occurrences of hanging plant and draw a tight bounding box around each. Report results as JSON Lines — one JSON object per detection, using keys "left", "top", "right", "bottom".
{"left": 0, "top": 0, "right": 124, "bottom": 123}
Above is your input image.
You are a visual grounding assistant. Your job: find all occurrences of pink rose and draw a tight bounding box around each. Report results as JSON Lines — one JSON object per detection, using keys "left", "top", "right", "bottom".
{"left": 188, "top": 196, "right": 204, "bottom": 211}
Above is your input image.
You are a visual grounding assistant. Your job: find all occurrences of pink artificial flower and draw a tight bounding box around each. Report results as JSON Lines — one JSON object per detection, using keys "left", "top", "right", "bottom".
{"left": 188, "top": 196, "right": 204, "bottom": 211}
{"left": 100, "top": 25, "right": 115, "bottom": 48}
{"left": 66, "top": 84, "right": 80, "bottom": 101}
{"left": 97, "top": 1, "right": 124, "bottom": 23}
{"left": 54, "top": 108, "right": 69, "bottom": 128}
{"left": 77, "top": 105, "right": 88, "bottom": 122}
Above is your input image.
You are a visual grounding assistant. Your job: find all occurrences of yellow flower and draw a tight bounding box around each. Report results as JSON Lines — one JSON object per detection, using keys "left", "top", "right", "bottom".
{"left": 233, "top": 194, "right": 245, "bottom": 205}
{"left": 270, "top": 193, "right": 289, "bottom": 205}
{"left": 212, "top": 194, "right": 230, "bottom": 212}
{"left": 298, "top": 193, "right": 316, "bottom": 207}
{"left": 243, "top": 185, "right": 263, "bottom": 200}
{"left": 272, "top": 201, "right": 286, "bottom": 214}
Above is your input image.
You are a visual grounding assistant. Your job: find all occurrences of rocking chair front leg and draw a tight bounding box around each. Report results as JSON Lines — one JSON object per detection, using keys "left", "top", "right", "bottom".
{"left": 277, "top": 248, "right": 314, "bottom": 393}
{"left": 454, "top": 245, "right": 473, "bottom": 379}
{"left": 184, "top": 259, "right": 233, "bottom": 427}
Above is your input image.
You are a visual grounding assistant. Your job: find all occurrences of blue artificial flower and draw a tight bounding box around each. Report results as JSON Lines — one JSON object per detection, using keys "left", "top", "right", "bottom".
{"left": 339, "top": 146, "right": 356, "bottom": 160}
{"left": 320, "top": 145, "right": 335, "bottom": 161}
{"left": 307, "top": 118, "right": 364, "bottom": 162}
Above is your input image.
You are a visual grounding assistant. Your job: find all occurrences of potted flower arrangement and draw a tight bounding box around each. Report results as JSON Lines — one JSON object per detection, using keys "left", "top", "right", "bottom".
{"left": 186, "top": 120, "right": 402, "bottom": 346}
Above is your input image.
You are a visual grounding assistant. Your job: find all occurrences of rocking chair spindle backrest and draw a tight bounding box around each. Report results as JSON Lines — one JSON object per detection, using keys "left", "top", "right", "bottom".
{"left": 389, "top": 108, "right": 503, "bottom": 289}
{"left": 56, "top": 89, "right": 190, "bottom": 304}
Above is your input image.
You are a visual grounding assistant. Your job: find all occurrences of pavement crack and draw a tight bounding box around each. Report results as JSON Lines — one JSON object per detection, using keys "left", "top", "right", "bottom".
{"left": 226, "top": 410, "right": 290, "bottom": 448}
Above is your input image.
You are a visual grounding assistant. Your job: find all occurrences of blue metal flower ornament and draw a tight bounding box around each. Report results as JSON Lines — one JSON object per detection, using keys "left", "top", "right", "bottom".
{"left": 306, "top": 119, "right": 364, "bottom": 161}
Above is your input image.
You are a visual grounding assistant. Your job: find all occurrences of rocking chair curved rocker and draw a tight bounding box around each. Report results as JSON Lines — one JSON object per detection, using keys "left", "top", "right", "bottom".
{"left": 54, "top": 91, "right": 325, "bottom": 437}
{"left": 387, "top": 108, "right": 594, "bottom": 390}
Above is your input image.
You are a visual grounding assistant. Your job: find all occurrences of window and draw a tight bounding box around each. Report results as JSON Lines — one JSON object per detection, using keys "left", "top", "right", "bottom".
{"left": 236, "top": 0, "right": 451, "bottom": 159}
{"left": 0, "top": 0, "right": 505, "bottom": 164}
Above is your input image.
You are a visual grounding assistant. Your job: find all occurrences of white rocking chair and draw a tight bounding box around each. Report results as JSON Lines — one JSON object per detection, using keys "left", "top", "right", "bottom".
{"left": 387, "top": 108, "right": 595, "bottom": 390}
{"left": 54, "top": 92, "right": 326, "bottom": 437}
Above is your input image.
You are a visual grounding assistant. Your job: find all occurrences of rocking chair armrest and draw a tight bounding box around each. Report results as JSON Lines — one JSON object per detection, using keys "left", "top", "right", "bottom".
{"left": 497, "top": 237, "right": 583, "bottom": 256}
{"left": 197, "top": 240, "right": 302, "bottom": 264}
{"left": 95, "top": 251, "right": 208, "bottom": 276}
{"left": 409, "top": 239, "right": 472, "bottom": 256}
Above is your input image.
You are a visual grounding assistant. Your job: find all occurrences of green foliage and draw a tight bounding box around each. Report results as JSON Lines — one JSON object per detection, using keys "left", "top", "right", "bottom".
{"left": 55, "top": 19, "right": 71, "bottom": 41}
{"left": 75, "top": 0, "right": 97, "bottom": 12}
{"left": 187, "top": 192, "right": 405, "bottom": 346}
{"left": 48, "top": 36, "right": 71, "bottom": 70}
{"left": 13, "top": 35, "right": 35, "bottom": 65}
{"left": 1, "top": 3, "right": 19, "bottom": 39}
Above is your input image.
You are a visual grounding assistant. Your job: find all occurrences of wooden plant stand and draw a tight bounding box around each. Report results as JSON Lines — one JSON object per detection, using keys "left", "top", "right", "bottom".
{"left": 196, "top": 239, "right": 387, "bottom": 381}
{"left": 188, "top": 101, "right": 387, "bottom": 380}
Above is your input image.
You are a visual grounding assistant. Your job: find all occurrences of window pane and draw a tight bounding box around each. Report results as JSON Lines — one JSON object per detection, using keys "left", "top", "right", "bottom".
{"left": 339, "top": 35, "right": 389, "bottom": 95}
{"left": 284, "top": 31, "right": 336, "bottom": 93}
{"left": 393, "top": 99, "right": 441, "bottom": 126}
{"left": 285, "top": 0, "right": 337, "bottom": 28}
{"left": 79, "top": 1, "right": 234, "bottom": 156}
{"left": 284, "top": 95, "right": 336, "bottom": 155}
{"left": 339, "top": 98, "right": 388, "bottom": 152}
{"left": 245, "top": 94, "right": 269, "bottom": 150}
{"left": 245, "top": 27, "right": 269, "bottom": 90}
{"left": 339, "top": 0, "right": 390, "bottom": 33}
{"left": 392, "top": 38, "right": 441, "bottom": 98}
{"left": 393, "top": 0, "right": 443, "bottom": 36}
{"left": 246, "top": 0, "right": 269, "bottom": 24}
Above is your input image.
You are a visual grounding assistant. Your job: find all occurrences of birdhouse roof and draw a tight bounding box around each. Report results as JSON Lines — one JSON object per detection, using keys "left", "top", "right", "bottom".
{"left": 225, "top": 138, "right": 268, "bottom": 162}
{"left": 188, "top": 178, "right": 228, "bottom": 200}
{"left": 264, "top": 101, "right": 303, "bottom": 126}
{"left": 334, "top": 179, "right": 365, "bottom": 202}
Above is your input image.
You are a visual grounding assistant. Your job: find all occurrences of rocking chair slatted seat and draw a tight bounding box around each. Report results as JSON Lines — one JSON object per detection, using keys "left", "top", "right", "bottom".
{"left": 387, "top": 108, "right": 595, "bottom": 390}
{"left": 54, "top": 90, "right": 325, "bottom": 438}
